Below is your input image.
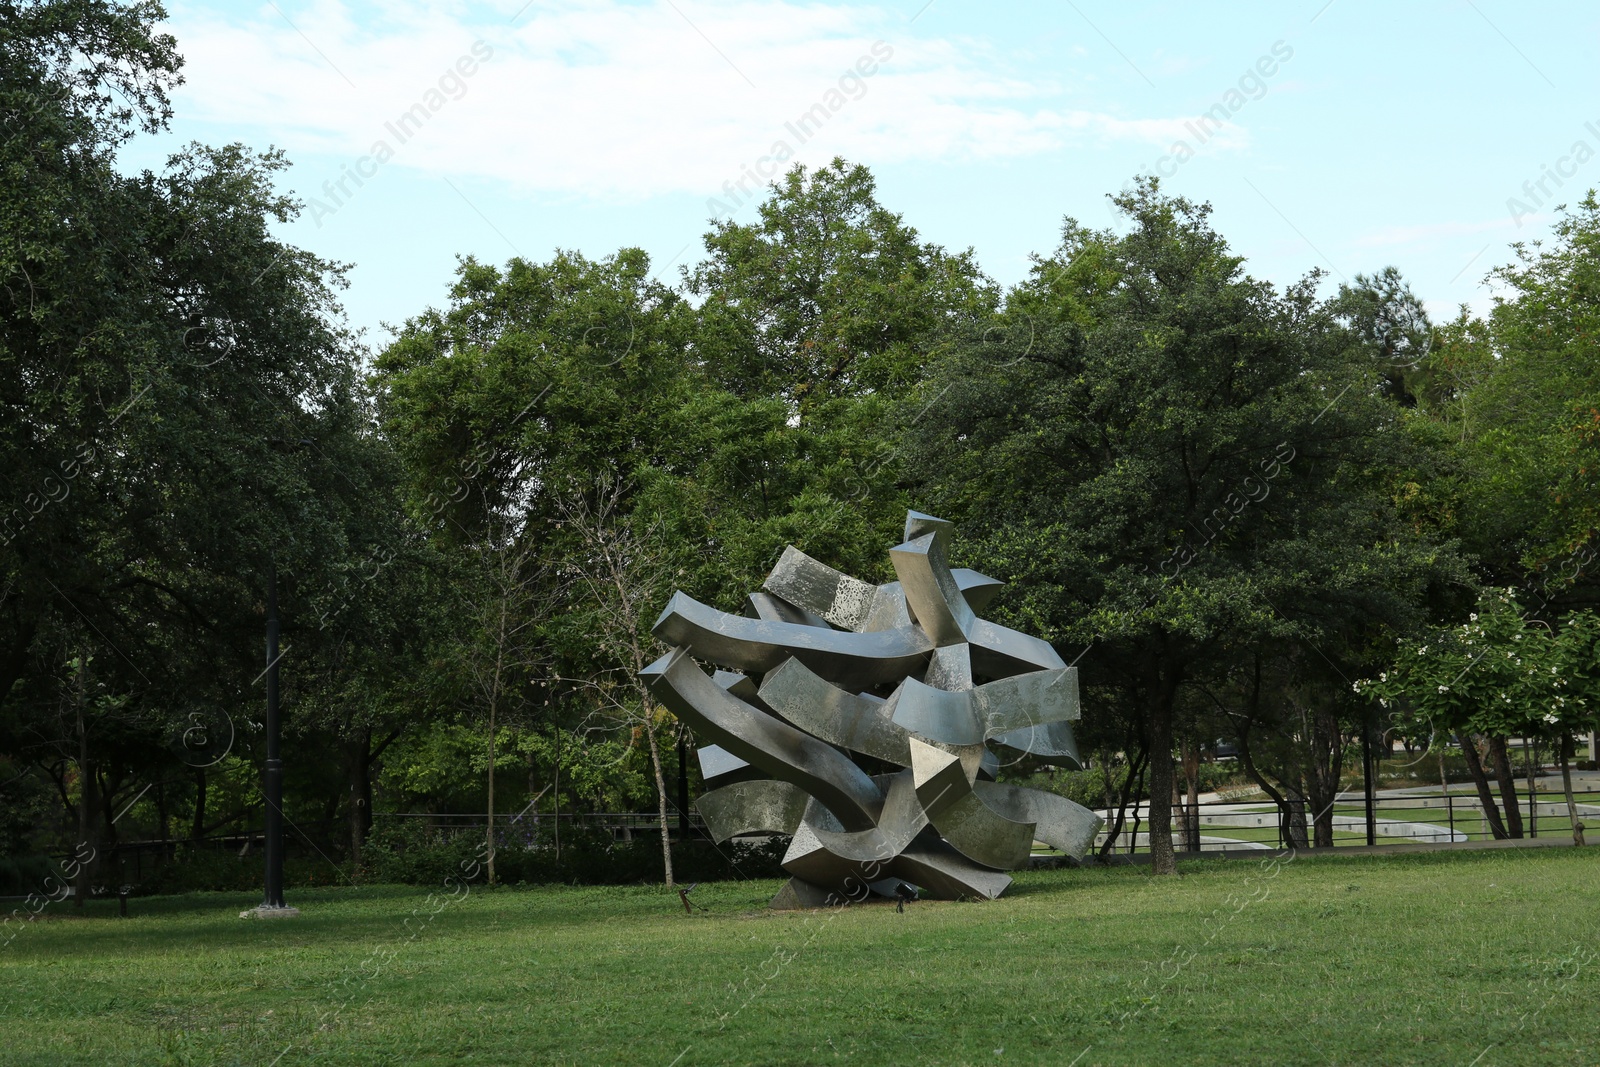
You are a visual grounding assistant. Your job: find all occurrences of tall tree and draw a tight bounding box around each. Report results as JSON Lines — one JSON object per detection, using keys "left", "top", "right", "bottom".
{"left": 903, "top": 179, "right": 1460, "bottom": 873}
{"left": 687, "top": 157, "right": 994, "bottom": 411}
{"left": 1, "top": 1, "right": 387, "bottom": 863}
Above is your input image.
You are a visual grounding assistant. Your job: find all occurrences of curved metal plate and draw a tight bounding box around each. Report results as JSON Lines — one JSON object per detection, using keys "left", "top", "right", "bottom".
{"left": 910, "top": 738, "right": 1035, "bottom": 869}
{"left": 642, "top": 648, "right": 885, "bottom": 831}
{"left": 746, "top": 591, "right": 832, "bottom": 629}
{"left": 973, "top": 667, "right": 1080, "bottom": 733}
{"left": 762, "top": 546, "right": 879, "bottom": 631}
{"left": 861, "top": 581, "right": 912, "bottom": 633}
{"left": 696, "top": 780, "right": 809, "bottom": 844}
{"left": 652, "top": 592, "right": 932, "bottom": 689}
{"left": 952, "top": 568, "right": 1005, "bottom": 612}
{"left": 889, "top": 834, "right": 1013, "bottom": 900}
{"left": 890, "top": 532, "right": 974, "bottom": 646}
{"left": 889, "top": 677, "right": 984, "bottom": 746}
{"left": 802, "top": 772, "right": 928, "bottom": 863}
{"left": 758, "top": 657, "right": 913, "bottom": 765}
{"left": 991, "top": 719, "right": 1084, "bottom": 769}
{"left": 892, "top": 669, "right": 1079, "bottom": 747}
{"left": 973, "top": 781, "right": 1102, "bottom": 858}
{"left": 924, "top": 644, "right": 973, "bottom": 691}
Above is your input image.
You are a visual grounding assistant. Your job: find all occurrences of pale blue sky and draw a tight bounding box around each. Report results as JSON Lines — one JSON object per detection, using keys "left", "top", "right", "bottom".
{"left": 125, "top": 0, "right": 1600, "bottom": 347}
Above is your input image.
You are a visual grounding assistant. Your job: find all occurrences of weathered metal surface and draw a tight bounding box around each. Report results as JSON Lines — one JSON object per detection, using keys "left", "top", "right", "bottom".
{"left": 888, "top": 677, "right": 985, "bottom": 746}
{"left": 642, "top": 510, "right": 1097, "bottom": 907}
{"left": 991, "top": 719, "right": 1085, "bottom": 769}
{"left": 652, "top": 591, "right": 933, "bottom": 689}
{"left": 696, "top": 780, "right": 809, "bottom": 843}
{"left": 800, "top": 773, "right": 928, "bottom": 864}
{"left": 890, "top": 837, "right": 1013, "bottom": 900}
{"left": 974, "top": 780, "right": 1103, "bottom": 856}
{"left": 758, "top": 658, "right": 914, "bottom": 765}
{"left": 745, "top": 591, "right": 832, "bottom": 629}
{"left": 910, "top": 737, "right": 1036, "bottom": 870}
{"left": 951, "top": 568, "right": 1005, "bottom": 612}
{"left": 695, "top": 743, "right": 760, "bottom": 787}
{"left": 890, "top": 532, "right": 974, "bottom": 646}
{"left": 642, "top": 648, "right": 885, "bottom": 831}
{"left": 890, "top": 668, "right": 1079, "bottom": 747}
{"left": 763, "top": 546, "right": 880, "bottom": 631}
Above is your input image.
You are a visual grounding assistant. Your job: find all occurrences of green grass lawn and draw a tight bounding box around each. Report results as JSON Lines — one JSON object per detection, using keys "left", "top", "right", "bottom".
{"left": 2, "top": 848, "right": 1597, "bottom": 1066}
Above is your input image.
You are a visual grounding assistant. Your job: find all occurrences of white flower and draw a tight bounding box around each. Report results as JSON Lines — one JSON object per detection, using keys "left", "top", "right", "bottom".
{"left": 1470, "top": 613, "right": 1479, "bottom": 622}
{"left": 1543, "top": 712, "right": 1559, "bottom": 724}
{"left": 1380, "top": 672, "right": 1388, "bottom": 682}
{"left": 1438, "top": 684, "right": 1450, "bottom": 693}
{"left": 1379, "top": 698, "right": 1390, "bottom": 708}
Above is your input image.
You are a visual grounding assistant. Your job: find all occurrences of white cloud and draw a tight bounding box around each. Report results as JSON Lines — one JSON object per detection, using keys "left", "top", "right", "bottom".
{"left": 166, "top": 0, "right": 1219, "bottom": 202}
{"left": 1354, "top": 217, "right": 1521, "bottom": 250}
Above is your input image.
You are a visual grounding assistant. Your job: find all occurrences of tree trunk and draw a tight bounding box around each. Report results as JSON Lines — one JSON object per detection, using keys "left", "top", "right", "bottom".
{"left": 346, "top": 729, "right": 373, "bottom": 871}
{"left": 1523, "top": 737, "right": 1538, "bottom": 838}
{"left": 1147, "top": 676, "right": 1178, "bottom": 874}
{"left": 190, "top": 768, "right": 208, "bottom": 841}
{"left": 156, "top": 777, "right": 170, "bottom": 861}
{"left": 642, "top": 709, "right": 674, "bottom": 887}
{"left": 99, "top": 769, "right": 119, "bottom": 849}
{"left": 1557, "top": 734, "right": 1585, "bottom": 846}
{"left": 1127, "top": 768, "right": 1146, "bottom": 857}
{"left": 1307, "top": 706, "right": 1343, "bottom": 849}
{"left": 1097, "top": 746, "right": 1148, "bottom": 861}
{"left": 1181, "top": 741, "right": 1201, "bottom": 852}
{"left": 1488, "top": 735, "right": 1524, "bottom": 837}
{"left": 1457, "top": 733, "right": 1507, "bottom": 839}
{"left": 1284, "top": 786, "right": 1309, "bottom": 850}
{"left": 486, "top": 702, "right": 498, "bottom": 888}
{"left": 553, "top": 722, "right": 561, "bottom": 861}
{"left": 75, "top": 754, "right": 96, "bottom": 909}
{"left": 74, "top": 660, "right": 97, "bottom": 908}
{"left": 1236, "top": 726, "right": 1295, "bottom": 850}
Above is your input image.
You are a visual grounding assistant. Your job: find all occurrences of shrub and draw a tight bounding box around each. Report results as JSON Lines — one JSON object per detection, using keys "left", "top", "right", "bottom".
{"left": 361, "top": 818, "right": 787, "bottom": 889}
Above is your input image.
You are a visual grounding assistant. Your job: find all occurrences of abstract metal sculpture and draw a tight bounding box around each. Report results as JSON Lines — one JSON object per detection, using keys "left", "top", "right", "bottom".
{"left": 642, "top": 511, "right": 1102, "bottom": 907}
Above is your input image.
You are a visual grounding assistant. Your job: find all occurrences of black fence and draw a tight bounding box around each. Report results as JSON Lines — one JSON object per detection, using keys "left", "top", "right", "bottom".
{"left": 372, "top": 810, "right": 710, "bottom": 845}
{"left": 1094, "top": 786, "right": 1600, "bottom": 855}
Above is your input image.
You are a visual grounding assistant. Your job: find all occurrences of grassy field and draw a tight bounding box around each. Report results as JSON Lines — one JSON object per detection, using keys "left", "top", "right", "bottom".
{"left": 1, "top": 848, "right": 1597, "bottom": 1066}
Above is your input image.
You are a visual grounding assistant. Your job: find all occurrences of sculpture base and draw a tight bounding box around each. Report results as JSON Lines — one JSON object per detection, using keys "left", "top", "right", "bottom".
{"left": 768, "top": 876, "right": 920, "bottom": 910}
{"left": 769, "top": 877, "right": 839, "bottom": 910}
{"left": 240, "top": 905, "right": 301, "bottom": 919}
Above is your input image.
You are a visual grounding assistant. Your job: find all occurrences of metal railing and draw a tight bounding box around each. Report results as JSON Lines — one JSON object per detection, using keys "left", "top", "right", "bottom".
{"left": 1089, "top": 788, "right": 1600, "bottom": 855}
{"left": 373, "top": 811, "right": 708, "bottom": 844}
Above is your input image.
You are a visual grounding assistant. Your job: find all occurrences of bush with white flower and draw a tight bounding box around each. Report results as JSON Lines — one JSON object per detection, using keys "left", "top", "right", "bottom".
{"left": 1357, "top": 589, "right": 1589, "bottom": 744}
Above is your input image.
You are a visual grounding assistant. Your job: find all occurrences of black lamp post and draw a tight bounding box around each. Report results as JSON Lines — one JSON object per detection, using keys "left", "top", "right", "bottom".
{"left": 1362, "top": 705, "right": 1378, "bottom": 847}
{"left": 253, "top": 563, "right": 297, "bottom": 917}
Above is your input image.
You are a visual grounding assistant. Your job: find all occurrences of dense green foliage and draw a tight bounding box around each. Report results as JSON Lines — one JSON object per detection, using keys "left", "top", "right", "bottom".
{"left": 3, "top": 0, "right": 1600, "bottom": 897}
